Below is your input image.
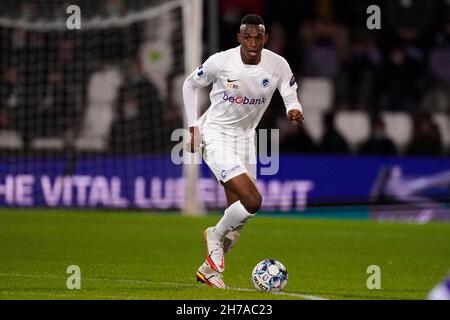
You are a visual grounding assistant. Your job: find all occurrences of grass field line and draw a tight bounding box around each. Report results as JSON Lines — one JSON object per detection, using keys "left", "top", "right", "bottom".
{"left": 0, "top": 272, "right": 327, "bottom": 300}
{"left": 0, "top": 290, "right": 134, "bottom": 300}
{"left": 227, "top": 286, "right": 327, "bottom": 300}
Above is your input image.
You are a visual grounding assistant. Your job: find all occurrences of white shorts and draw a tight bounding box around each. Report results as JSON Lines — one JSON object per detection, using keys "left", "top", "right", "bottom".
{"left": 200, "top": 131, "right": 257, "bottom": 183}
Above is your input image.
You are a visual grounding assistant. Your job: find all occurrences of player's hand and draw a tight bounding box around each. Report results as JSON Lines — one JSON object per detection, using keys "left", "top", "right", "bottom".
{"left": 186, "top": 126, "right": 202, "bottom": 153}
{"left": 287, "top": 109, "right": 304, "bottom": 125}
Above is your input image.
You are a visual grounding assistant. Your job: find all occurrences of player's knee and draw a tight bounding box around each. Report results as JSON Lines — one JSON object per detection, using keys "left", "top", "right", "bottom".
{"left": 242, "top": 192, "right": 262, "bottom": 214}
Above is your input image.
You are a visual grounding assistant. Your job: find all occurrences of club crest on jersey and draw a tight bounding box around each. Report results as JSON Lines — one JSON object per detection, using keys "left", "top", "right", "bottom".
{"left": 261, "top": 78, "right": 269, "bottom": 88}
{"left": 221, "top": 165, "right": 241, "bottom": 179}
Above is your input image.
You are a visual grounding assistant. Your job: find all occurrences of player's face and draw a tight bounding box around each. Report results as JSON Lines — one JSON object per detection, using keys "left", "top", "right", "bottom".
{"left": 238, "top": 24, "right": 268, "bottom": 65}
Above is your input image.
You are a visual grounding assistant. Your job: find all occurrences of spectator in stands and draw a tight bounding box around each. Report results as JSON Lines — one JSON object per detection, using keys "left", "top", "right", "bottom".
{"left": 300, "top": 19, "right": 341, "bottom": 79}
{"left": 358, "top": 114, "right": 397, "bottom": 156}
{"left": 37, "top": 70, "right": 66, "bottom": 137}
{"left": 0, "top": 66, "right": 21, "bottom": 130}
{"left": 13, "top": 30, "right": 45, "bottom": 149}
{"left": 20, "top": 1, "right": 37, "bottom": 20}
{"left": 385, "top": 0, "right": 439, "bottom": 49}
{"left": 421, "top": 22, "right": 450, "bottom": 114}
{"left": 110, "top": 58, "right": 165, "bottom": 154}
{"left": 10, "top": 27, "right": 27, "bottom": 63}
{"left": 265, "top": 21, "right": 286, "bottom": 56}
{"left": 378, "top": 0, "right": 440, "bottom": 112}
{"left": 406, "top": 113, "right": 443, "bottom": 156}
{"left": 265, "top": 0, "right": 315, "bottom": 74}
{"left": 379, "top": 37, "right": 426, "bottom": 112}
{"left": 337, "top": 31, "right": 382, "bottom": 110}
{"left": 319, "top": 112, "right": 350, "bottom": 154}
{"left": 104, "top": 0, "right": 126, "bottom": 17}
{"left": 219, "top": 0, "right": 264, "bottom": 50}
{"left": 47, "top": 37, "right": 84, "bottom": 138}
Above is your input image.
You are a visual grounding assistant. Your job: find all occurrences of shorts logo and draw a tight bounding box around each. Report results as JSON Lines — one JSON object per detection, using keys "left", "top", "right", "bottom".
{"left": 220, "top": 165, "right": 241, "bottom": 179}
{"left": 261, "top": 78, "right": 269, "bottom": 88}
{"left": 220, "top": 170, "right": 227, "bottom": 179}
{"left": 223, "top": 92, "right": 266, "bottom": 105}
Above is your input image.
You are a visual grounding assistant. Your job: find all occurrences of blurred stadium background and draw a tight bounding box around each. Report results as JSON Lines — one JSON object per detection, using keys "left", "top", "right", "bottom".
{"left": 0, "top": 0, "right": 449, "bottom": 218}
{"left": 0, "top": 0, "right": 449, "bottom": 301}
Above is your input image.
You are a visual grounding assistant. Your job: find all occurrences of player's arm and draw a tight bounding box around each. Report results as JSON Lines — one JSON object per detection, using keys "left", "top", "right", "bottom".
{"left": 183, "top": 54, "right": 220, "bottom": 152}
{"left": 286, "top": 99, "right": 304, "bottom": 125}
{"left": 277, "top": 59, "right": 304, "bottom": 125}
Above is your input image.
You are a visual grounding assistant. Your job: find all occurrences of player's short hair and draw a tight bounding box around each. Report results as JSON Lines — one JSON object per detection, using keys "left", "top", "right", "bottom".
{"left": 240, "top": 14, "right": 265, "bottom": 33}
{"left": 240, "top": 14, "right": 265, "bottom": 27}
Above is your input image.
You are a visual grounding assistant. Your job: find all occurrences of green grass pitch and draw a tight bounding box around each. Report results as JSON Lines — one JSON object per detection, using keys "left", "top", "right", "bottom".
{"left": 0, "top": 209, "right": 449, "bottom": 300}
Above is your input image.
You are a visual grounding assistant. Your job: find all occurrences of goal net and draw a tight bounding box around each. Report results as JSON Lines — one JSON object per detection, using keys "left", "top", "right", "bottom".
{"left": 0, "top": 0, "right": 203, "bottom": 213}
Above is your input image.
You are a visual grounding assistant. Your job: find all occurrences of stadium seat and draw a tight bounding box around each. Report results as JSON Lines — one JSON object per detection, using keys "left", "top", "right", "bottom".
{"left": 298, "top": 77, "right": 334, "bottom": 113}
{"left": 303, "top": 108, "right": 323, "bottom": 144}
{"left": 299, "top": 77, "right": 334, "bottom": 145}
{"left": 334, "top": 111, "right": 370, "bottom": 152}
{"left": 433, "top": 113, "right": 450, "bottom": 150}
{"left": 75, "top": 67, "right": 122, "bottom": 151}
{"left": 0, "top": 130, "right": 23, "bottom": 149}
{"left": 31, "top": 137, "right": 64, "bottom": 150}
{"left": 380, "top": 112, "right": 413, "bottom": 154}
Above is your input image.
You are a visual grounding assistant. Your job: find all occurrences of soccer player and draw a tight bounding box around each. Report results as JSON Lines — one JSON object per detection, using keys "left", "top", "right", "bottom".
{"left": 183, "top": 14, "right": 304, "bottom": 288}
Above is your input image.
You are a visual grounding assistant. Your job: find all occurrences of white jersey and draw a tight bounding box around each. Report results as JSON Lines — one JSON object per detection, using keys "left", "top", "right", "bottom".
{"left": 183, "top": 46, "right": 302, "bottom": 138}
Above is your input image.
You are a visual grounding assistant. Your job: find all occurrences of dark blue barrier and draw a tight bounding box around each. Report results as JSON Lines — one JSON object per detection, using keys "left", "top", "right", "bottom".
{"left": 0, "top": 155, "right": 448, "bottom": 211}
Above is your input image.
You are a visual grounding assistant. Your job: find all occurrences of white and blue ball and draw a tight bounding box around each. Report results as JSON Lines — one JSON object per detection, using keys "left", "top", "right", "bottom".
{"left": 252, "top": 259, "right": 288, "bottom": 292}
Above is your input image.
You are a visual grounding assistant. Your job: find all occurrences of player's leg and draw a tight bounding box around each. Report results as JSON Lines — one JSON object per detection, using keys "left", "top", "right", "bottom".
{"left": 223, "top": 173, "right": 261, "bottom": 212}
{"left": 221, "top": 138, "right": 259, "bottom": 254}
{"left": 223, "top": 187, "right": 243, "bottom": 255}
{"left": 213, "top": 172, "right": 261, "bottom": 239}
{"left": 204, "top": 173, "right": 261, "bottom": 273}
{"left": 223, "top": 225, "right": 243, "bottom": 255}
{"left": 224, "top": 185, "right": 240, "bottom": 207}
{"left": 198, "top": 135, "right": 259, "bottom": 280}
{"left": 196, "top": 261, "right": 227, "bottom": 289}
{"left": 196, "top": 186, "right": 233, "bottom": 288}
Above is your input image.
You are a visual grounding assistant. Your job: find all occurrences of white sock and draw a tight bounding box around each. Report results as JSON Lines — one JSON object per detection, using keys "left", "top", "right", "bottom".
{"left": 213, "top": 201, "right": 254, "bottom": 240}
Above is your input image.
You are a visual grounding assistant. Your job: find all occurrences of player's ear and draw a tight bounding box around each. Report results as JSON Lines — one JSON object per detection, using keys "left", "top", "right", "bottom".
{"left": 264, "top": 33, "right": 269, "bottom": 45}
{"left": 237, "top": 33, "right": 242, "bottom": 44}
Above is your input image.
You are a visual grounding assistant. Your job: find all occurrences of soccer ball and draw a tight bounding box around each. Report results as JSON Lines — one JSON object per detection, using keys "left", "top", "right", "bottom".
{"left": 251, "top": 259, "right": 288, "bottom": 292}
